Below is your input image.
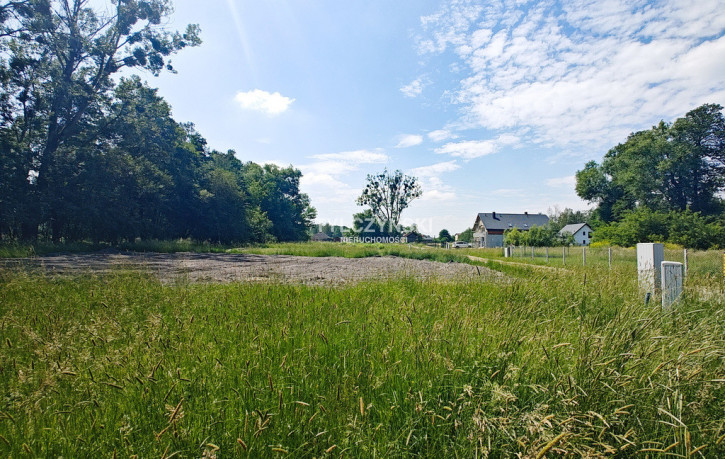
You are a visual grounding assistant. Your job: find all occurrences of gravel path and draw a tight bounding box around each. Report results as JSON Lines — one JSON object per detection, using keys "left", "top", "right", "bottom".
{"left": 1, "top": 252, "right": 503, "bottom": 285}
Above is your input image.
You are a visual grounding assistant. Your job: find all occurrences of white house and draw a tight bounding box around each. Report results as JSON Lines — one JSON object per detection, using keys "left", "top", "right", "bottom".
{"left": 558, "top": 223, "right": 593, "bottom": 246}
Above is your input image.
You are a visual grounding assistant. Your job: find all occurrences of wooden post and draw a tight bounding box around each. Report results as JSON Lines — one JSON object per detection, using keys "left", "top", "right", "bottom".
{"left": 608, "top": 247, "right": 612, "bottom": 269}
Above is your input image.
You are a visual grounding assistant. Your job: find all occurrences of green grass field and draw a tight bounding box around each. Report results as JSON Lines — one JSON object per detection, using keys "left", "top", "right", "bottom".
{"left": 1, "top": 243, "right": 724, "bottom": 456}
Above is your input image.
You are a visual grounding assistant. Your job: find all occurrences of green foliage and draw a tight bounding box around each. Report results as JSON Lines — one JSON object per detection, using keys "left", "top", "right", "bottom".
{"left": 503, "top": 227, "right": 523, "bottom": 246}
{"left": 438, "top": 229, "right": 453, "bottom": 242}
{"left": 575, "top": 104, "right": 725, "bottom": 248}
{"left": 504, "top": 225, "right": 566, "bottom": 247}
{"left": 356, "top": 169, "right": 422, "bottom": 230}
{"left": 0, "top": 0, "right": 201, "bottom": 240}
{"left": 351, "top": 208, "right": 398, "bottom": 236}
{"left": 591, "top": 208, "right": 721, "bottom": 249}
{"left": 547, "top": 207, "right": 594, "bottom": 232}
{"left": 524, "top": 225, "right": 557, "bottom": 247}
{"left": 0, "top": 2, "right": 315, "bottom": 244}
{"left": 458, "top": 227, "right": 473, "bottom": 242}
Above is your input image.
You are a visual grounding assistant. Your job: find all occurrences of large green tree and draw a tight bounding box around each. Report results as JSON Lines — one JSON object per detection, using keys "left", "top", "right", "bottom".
{"left": 356, "top": 169, "right": 421, "bottom": 232}
{"left": 242, "top": 163, "right": 316, "bottom": 242}
{"left": 0, "top": 1, "right": 318, "bottom": 244}
{"left": 0, "top": 0, "right": 200, "bottom": 239}
{"left": 576, "top": 104, "right": 725, "bottom": 222}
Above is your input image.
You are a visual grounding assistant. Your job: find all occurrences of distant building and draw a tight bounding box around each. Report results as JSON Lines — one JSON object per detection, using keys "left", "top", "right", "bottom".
{"left": 402, "top": 231, "right": 422, "bottom": 243}
{"left": 420, "top": 235, "right": 435, "bottom": 244}
{"left": 558, "top": 223, "right": 593, "bottom": 246}
{"left": 311, "top": 232, "right": 333, "bottom": 242}
{"left": 472, "top": 212, "right": 550, "bottom": 248}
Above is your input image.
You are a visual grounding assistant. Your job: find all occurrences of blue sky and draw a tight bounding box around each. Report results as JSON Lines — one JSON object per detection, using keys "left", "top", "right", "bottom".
{"left": 146, "top": 0, "right": 725, "bottom": 235}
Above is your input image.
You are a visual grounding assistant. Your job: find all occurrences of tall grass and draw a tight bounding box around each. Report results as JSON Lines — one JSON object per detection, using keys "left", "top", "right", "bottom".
{"left": 0, "top": 264, "right": 722, "bottom": 456}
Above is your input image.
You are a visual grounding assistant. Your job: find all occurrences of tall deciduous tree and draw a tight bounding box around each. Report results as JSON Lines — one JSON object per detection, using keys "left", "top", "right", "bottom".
{"left": 576, "top": 104, "right": 725, "bottom": 222}
{"left": 356, "top": 169, "right": 421, "bottom": 231}
{"left": 438, "top": 229, "right": 452, "bottom": 242}
{"left": 0, "top": 0, "right": 200, "bottom": 239}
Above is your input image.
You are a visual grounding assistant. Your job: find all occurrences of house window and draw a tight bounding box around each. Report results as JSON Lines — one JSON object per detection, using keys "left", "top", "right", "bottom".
{"left": 582, "top": 231, "right": 586, "bottom": 236}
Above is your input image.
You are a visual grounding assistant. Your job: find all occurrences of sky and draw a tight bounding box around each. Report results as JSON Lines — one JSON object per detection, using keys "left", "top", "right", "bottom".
{"left": 144, "top": 0, "right": 725, "bottom": 235}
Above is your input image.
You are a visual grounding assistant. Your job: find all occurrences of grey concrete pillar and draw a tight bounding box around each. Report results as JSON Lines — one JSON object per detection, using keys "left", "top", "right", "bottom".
{"left": 661, "top": 261, "right": 683, "bottom": 310}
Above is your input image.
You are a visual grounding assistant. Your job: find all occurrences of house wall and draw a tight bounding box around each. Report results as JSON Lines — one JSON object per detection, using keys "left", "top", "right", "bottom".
{"left": 573, "top": 228, "right": 591, "bottom": 245}
{"left": 485, "top": 233, "right": 505, "bottom": 248}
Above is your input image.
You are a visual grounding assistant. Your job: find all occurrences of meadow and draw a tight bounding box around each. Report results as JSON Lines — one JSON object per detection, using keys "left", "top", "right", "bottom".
{"left": 0, "top": 243, "right": 723, "bottom": 457}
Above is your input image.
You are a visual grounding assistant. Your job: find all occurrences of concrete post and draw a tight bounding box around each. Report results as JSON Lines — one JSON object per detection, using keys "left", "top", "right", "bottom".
{"left": 683, "top": 248, "right": 688, "bottom": 277}
{"left": 546, "top": 247, "right": 549, "bottom": 263}
{"left": 661, "top": 261, "right": 683, "bottom": 310}
{"left": 562, "top": 246, "right": 566, "bottom": 265}
{"left": 608, "top": 247, "right": 612, "bottom": 269}
{"left": 637, "top": 243, "right": 664, "bottom": 294}
{"left": 531, "top": 246, "right": 534, "bottom": 259}
{"left": 582, "top": 247, "right": 586, "bottom": 266}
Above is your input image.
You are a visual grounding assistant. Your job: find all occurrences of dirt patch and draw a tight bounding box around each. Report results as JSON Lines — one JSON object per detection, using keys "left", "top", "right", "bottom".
{"left": 1, "top": 252, "right": 503, "bottom": 285}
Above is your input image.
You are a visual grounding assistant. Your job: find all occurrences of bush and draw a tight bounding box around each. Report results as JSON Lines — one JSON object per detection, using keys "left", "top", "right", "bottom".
{"left": 590, "top": 208, "right": 719, "bottom": 249}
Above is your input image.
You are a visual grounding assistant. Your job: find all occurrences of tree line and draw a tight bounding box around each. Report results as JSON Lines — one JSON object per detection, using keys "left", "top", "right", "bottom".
{"left": 576, "top": 104, "right": 725, "bottom": 249}
{"left": 0, "top": 0, "right": 315, "bottom": 244}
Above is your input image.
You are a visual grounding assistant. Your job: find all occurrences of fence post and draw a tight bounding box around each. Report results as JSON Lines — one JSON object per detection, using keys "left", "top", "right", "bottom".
{"left": 546, "top": 247, "right": 549, "bottom": 263}
{"left": 683, "top": 248, "right": 688, "bottom": 277}
{"left": 563, "top": 246, "right": 566, "bottom": 265}
{"left": 608, "top": 247, "right": 612, "bottom": 269}
{"left": 637, "top": 243, "right": 664, "bottom": 295}
{"left": 661, "top": 261, "right": 683, "bottom": 311}
{"left": 531, "top": 246, "right": 534, "bottom": 259}
{"left": 582, "top": 246, "right": 586, "bottom": 266}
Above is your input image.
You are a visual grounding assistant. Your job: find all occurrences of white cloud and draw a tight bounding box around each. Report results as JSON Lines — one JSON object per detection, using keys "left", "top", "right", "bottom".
{"left": 303, "top": 149, "right": 389, "bottom": 181}
{"left": 234, "top": 89, "right": 294, "bottom": 115}
{"left": 435, "top": 134, "right": 519, "bottom": 159}
{"left": 396, "top": 134, "right": 424, "bottom": 148}
{"left": 408, "top": 160, "right": 461, "bottom": 203}
{"left": 410, "top": 160, "right": 460, "bottom": 177}
{"left": 400, "top": 78, "right": 426, "bottom": 97}
{"left": 546, "top": 175, "right": 577, "bottom": 188}
{"left": 427, "top": 129, "right": 455, "bottom": 142}
{"left": 418, "top": 0, "right": 725, "bottom": 153}
{"left": 299, "top": 149, "right": 390, "bottom": 220}
{"left": 436, "top": 140, "right": 496, "bottom": 159}
{"left": 311, "top": 149, "right": 389, "bottom": 164}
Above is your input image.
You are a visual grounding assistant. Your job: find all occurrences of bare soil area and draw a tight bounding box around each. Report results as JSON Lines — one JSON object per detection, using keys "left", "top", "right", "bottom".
{"left": 1, "top": 252, "right": 502, "bottom": 285}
